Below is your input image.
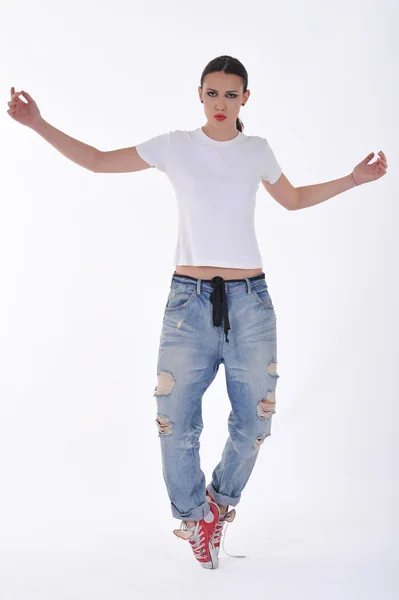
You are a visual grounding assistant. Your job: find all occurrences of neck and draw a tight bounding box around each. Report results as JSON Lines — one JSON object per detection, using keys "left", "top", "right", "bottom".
{"left": 201, "top": 124, "right": 240, "bottom": 142}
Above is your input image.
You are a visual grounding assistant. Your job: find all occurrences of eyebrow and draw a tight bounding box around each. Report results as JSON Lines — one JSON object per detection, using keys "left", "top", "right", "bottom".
{"left": 205, "top": 87, "right": 239, "bottom": 93}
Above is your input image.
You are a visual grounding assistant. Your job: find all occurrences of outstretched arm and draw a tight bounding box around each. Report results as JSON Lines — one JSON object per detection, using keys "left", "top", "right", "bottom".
{"left": 32, "top": 118, "right": 101, "bottom": 172}
{"left": 294, "top": 151, "right": 388, "bottom": 211}
{"left": 33, "top": 119, "right": 152, "bottom": 174}
{"left": 8, "top": 88, "right": 151, "bottom": 174}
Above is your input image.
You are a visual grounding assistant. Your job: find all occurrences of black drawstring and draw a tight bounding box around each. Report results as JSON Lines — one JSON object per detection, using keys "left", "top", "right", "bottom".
{"left": 171, "top": 270, "right": 266, "bottom": 344}
{"left": 210, "top": 276, "right": 231, "bottom": 343}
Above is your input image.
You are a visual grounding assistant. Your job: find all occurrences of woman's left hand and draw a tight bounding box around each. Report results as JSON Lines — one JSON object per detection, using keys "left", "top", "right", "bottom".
{"left": 352, "top": 150, "right": 388, "bottom": 185}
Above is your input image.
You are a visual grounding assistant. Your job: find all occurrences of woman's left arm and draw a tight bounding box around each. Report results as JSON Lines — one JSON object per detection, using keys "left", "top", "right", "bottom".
{"left": 295, "top": 150, "right": 388, "bottom": 210}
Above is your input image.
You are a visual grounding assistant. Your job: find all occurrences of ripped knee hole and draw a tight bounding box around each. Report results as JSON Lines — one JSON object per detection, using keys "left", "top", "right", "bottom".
{"left": 154, "top": 370, "right": 175, "bottom": 396}
{"left": 156, "top": 414, "right": 173, "bottom": 435}
{"left": 257, "top": 391, "right": 276, "bottom": 419}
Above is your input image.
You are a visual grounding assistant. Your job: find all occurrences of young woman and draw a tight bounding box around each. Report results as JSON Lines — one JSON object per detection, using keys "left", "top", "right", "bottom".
{"left": 8, "top": 55, "right": 387, "bottom": 571}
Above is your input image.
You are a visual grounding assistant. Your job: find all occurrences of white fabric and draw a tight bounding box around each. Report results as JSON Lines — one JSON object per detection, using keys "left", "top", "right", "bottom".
{"left": 135, "top": 127, "right": 282, "bottom": 268}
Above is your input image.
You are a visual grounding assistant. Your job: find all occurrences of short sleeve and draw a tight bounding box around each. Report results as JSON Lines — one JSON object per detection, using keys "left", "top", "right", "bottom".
{"left": 135, "top": 131, "right": 170, "bottom": 172}
{"left": 260, "top": 137, "right": 282, "bottom": 184}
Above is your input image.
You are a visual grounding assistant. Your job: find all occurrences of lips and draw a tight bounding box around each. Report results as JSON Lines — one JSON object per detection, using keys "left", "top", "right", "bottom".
{"left": 214, "top": 114, "right": 226, "bottom": 120}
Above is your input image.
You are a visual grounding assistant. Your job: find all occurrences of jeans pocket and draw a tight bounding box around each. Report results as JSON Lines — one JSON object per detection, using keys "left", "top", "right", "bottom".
{"left": 165, "top": 284, "right": 197, "bottom": 312}
{"left": 253, "top": 286, "right": 274, "bottom": 310}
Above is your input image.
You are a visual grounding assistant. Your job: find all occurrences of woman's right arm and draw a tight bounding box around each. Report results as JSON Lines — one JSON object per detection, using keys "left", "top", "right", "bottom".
{"left": 7, "top": 88, "right": 152, "bottom": 174}
{"left": 32, "top": 118, "right": 101, "bottom": 172}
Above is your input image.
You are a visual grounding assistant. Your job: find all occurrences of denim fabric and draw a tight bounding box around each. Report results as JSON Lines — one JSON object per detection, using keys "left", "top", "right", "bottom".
{"left": 154, "top": 271, "right": 279, "bottom": 521}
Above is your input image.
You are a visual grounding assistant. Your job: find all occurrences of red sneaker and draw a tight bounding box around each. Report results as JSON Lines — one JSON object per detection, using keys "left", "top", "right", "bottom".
{"left": 206, "top": 489, "right": 247, "bottom": 560}
{"left": 173, "top": 501, "right": 220, "bottom": 569}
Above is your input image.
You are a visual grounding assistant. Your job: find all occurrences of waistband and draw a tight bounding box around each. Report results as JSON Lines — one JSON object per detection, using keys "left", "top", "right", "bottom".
{"left": 171, "top": 271, "right": 266, "bottom": 343}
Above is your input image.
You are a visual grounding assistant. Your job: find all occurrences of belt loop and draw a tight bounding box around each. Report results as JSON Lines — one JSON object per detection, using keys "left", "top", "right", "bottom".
{"left": 197, "top": 278, "right": 201, "bottom": 295}
{"left": 244, "top": 277, "right": 252, "bottom": 294}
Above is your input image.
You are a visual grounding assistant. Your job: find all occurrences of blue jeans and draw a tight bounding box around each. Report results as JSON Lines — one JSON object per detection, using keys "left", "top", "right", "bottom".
{"left": 154, "top": 271, "right": 279, "bottom": 521}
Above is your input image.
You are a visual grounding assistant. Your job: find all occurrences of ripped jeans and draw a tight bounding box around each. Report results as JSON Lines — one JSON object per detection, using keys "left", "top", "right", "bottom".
{"left": 154, "top": 271, "right": 279, "bottom": 521}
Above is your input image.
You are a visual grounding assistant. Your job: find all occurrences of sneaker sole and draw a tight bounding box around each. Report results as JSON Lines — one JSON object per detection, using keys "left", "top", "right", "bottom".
{"left": 209, "top": 541, "right": 219, "bottom": 568}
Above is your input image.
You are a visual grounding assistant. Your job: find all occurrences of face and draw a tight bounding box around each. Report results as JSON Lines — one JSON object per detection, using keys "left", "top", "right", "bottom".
{"left": 198, "top": 71, "right": 250, "bottom": 129}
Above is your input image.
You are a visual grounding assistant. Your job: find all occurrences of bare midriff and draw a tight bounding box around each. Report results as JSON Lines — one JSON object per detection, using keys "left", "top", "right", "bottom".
{"left": 174, "top": 265, "right": 263, "bottom": 281}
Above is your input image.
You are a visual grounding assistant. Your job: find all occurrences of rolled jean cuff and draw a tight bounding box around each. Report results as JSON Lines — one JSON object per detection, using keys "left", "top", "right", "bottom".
{"left": 171, "top": 499, "right": 212, "bottom": 521}
{"left": 207, "top": 483, "right": 241, "bottom": 507}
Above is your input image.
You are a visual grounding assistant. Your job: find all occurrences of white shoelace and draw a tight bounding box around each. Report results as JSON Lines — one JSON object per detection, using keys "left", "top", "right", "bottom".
{"left": 218, "top": 517, "right": 247, "bottom": 559}
{"left": 177, "top": 521, "right": 210, "bottom": 560}
{"left": 175, "top": 506, "right": 248, "bottom": 560}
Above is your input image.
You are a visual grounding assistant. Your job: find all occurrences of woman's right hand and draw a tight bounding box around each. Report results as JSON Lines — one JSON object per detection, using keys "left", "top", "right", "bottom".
{"left": 7, "top": 87, "right": 42, "bottom": 129}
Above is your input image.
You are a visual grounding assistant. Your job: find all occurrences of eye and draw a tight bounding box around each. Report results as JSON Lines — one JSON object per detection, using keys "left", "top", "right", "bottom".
{"left": 206, "top": 92, "right": 237, "bottom": 98}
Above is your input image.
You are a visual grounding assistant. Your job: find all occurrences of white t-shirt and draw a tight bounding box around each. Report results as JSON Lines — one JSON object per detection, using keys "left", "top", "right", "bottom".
{"left": 135, "top": 127, "right": 282, "bottom": 268}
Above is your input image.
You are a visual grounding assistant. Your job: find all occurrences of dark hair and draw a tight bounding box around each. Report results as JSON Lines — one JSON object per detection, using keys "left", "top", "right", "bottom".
{"left": 200, "top": 55, "right": 248, "bottom": 132}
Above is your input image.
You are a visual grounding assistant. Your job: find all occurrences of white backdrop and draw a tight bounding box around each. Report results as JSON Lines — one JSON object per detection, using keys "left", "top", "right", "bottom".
{"left": 1, "top": 0, "right": 398, "bottom": 598}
